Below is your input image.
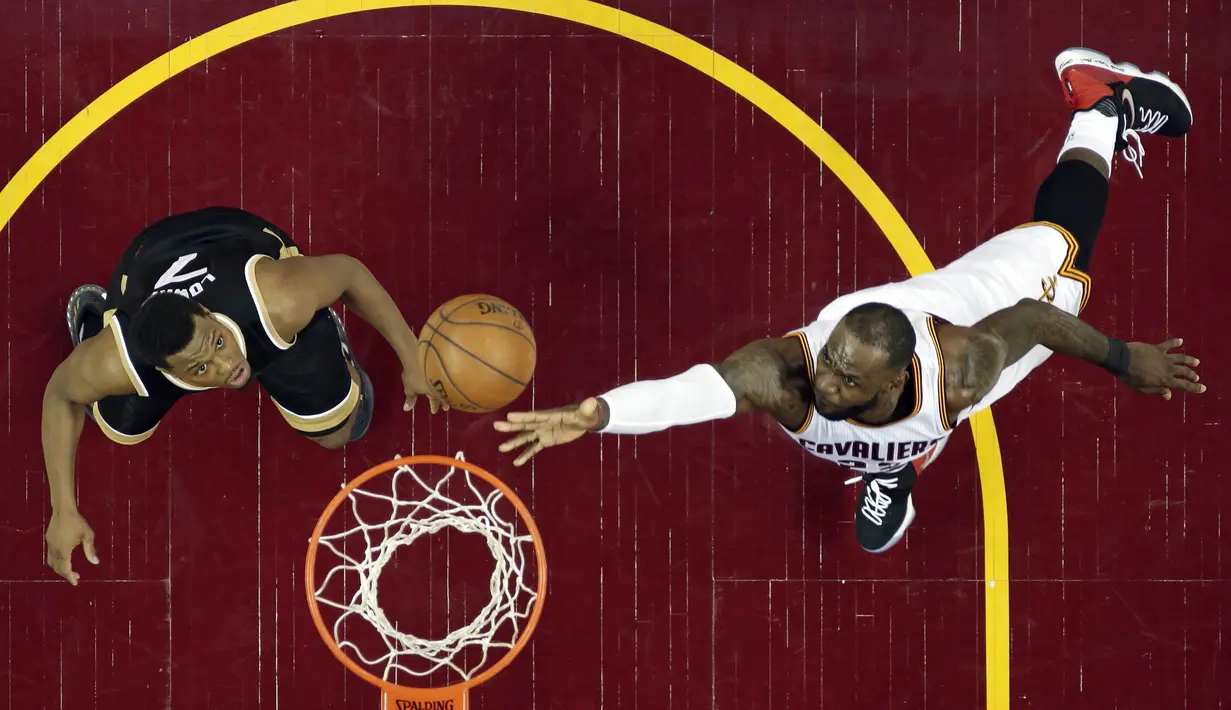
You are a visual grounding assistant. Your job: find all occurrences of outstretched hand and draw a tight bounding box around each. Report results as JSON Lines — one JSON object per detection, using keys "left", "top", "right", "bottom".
{"left": 401, "top": 359, "right": 449, "bottom": 414}
{"left": 493, "top": 397, "right": 603, "bottom": 466}
{"left": 45, "top": 510, "right": 99, "bottom": 586}
{"left": 1122, "top": 338, "right": 1206, "bottom": 399}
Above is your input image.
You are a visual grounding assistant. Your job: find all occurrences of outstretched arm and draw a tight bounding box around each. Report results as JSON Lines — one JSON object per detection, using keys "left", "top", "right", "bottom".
{"left": 593, "top": 337, "right": 803, "bottom": 429}
{"left": 946, "top": 297, "right": 1205, "bottom": 412}
{"left": 494, "top": 337, "right": 806, "bottom": 466}
{"left": 253, "top": 254, "right": 443, "bottom": 412}
{"left": 41, "top": 333, "right": 138, "bottom": 584}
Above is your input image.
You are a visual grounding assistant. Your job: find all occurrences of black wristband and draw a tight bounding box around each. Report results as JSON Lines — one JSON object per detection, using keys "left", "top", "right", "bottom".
{"left": 1101, "top": 337, "right": 1131, "bottom": 376}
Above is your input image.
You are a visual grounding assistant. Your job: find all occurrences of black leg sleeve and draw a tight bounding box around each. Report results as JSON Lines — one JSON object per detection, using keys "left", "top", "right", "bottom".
{"left": 1031, "top": 158, "right": 1109, "bottom": 272}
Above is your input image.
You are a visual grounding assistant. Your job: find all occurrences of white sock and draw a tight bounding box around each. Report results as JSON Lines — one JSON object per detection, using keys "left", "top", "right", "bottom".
{"left": 1057, "top": 109, "right": 1119, "bottom": 174}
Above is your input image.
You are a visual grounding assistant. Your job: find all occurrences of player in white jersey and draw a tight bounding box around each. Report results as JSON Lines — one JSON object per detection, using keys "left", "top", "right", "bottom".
{"left": 494, "top": 48, "right": 1207, "bottom": 553}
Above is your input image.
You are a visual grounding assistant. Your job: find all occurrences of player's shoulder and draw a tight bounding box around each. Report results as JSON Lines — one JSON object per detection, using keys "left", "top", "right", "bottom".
{"left": 58, "top": 327, "right": 140, "bottom": 402}
{"left": 249, "top": 253, "right": 354, "bottom": 340}
{"left": 768, "top": 334, "right": 810, "bottom": 366}
{"left": 723, "top": 336, "right": 806, "bottom": 371}
{"left": 249, "top": 252, "right": 345, "bottom": 307}
{"left": 932, "top": 322, "right": 1005, "bottom": 419}
{"left": 715, "top": 336, "right": 813, "bottom": 419}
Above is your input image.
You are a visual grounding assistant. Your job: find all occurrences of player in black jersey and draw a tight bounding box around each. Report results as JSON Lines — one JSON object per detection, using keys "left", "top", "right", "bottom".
{"left": 41, "top": 207, "right": 443, "bottom": 585}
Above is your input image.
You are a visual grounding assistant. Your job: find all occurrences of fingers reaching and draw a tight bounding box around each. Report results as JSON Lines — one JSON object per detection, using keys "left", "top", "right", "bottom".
{"left": 514, "top": 440, "right": 544, "bottom": 467}
{"left": 1172, "top": 365, "right": 1200, "bottom": 382}
{"left": 1173, "top": 378, "right": 1207, "bottom": 394}
{"left": 495, "top": 429, "right": 545, "bottom": 467}
{"left": 47, "top": 550, "right": 78, "bottom": 586}
{"left": 503, "top": 410, "right": 562, "bottom": 424}
{"left": 404, "top": 391, "right": 449, "bottom": 414}
{"left": 1146, "top": 339, "right": 1207, "bottom": 395}
{"left": 493, "top": 418, "right": 538, "bottom": 433}
{"left": 498, "top": 430, "right": 539, "bottom": 453}
{"left": 83, "top": 531, "right": 99, "bottom": 565}
{"left": 494, "top": 400, "right": 598, "bottom": 465}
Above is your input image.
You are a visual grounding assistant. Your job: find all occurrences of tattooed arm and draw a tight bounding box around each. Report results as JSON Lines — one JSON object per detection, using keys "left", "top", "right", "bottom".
{"left": 709, "top": 339, "right": 806, "bottom": 413}
{"left": 941, "top": 297, "right": 1205, "bottom": 416}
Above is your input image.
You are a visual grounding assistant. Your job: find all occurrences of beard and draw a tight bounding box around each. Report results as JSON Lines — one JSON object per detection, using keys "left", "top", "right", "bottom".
{"left": 814, "top": 394, "right": 880, "bottom": 422}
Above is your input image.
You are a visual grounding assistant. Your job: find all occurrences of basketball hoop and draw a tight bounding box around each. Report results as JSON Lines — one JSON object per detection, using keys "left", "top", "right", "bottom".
{"left": 305, "top": 453, "right": 547, "bottom": 709}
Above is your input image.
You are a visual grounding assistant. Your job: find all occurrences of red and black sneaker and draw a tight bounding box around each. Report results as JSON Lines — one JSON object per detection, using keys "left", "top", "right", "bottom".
{"left": 1055, "top": 48, "right": 1192, "bottom": 175}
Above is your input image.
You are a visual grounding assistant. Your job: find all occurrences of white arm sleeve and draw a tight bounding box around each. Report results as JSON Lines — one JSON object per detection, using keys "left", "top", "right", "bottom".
{"left": 596, "top": 364, "right": 739, "bottom": 435}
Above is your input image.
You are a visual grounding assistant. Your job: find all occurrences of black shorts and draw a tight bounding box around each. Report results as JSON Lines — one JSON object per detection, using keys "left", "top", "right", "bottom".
{"left": 86, "top": 209, "right": 361, "bottom": 444}
{"left": 256, "top": 308, "right": 361, "bottom": 438}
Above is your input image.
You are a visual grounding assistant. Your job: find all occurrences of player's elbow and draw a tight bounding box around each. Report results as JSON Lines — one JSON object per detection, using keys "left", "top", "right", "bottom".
{"left": 307, "top": 424, "right": 353, "bottom": 450}
{"left": 332, "top": 253, "right": 365, "bottom": 275}
{"left": 333, "top": 254, "right": 369, "bottom": 283}
{"left": 1013, "top": 297, "right": 1052, "bottom": 318}
{"left": 41, "top": 362, "right": 92, "bottom": 433}
{"left": 324, "top": 254, "right": 374, "bottom": 301}
{"left": 43, "top": 361, "right": 75, "bottom": 406}
{"left": 313, "top": 435, "right": 349, "bottom": 451}
{"left": 968, "top": 330, "right": 1010, "bottom": 371}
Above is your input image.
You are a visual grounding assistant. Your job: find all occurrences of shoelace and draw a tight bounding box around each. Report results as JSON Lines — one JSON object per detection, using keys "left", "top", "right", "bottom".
{"left": 1121, "top": 128, "right": 1145, "bottom": 178}
{"left": 844, "top": 474, "right": 898, "bottom": 526}
{"left": 1122, "top": 108, "right": 1168, "bottom": 179}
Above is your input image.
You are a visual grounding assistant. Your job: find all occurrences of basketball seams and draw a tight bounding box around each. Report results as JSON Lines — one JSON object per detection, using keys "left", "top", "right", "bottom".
{"left": 438, "top": 296, "right": 535, "bottom": 350}
{"left": 421, "top": 340, "right": 487, "bottom": 410}
{"left": 418, "top": 294, "right": 535, "bottom": 413}
{"left": 421, "top": 320, "right": 529, "bottom": 386}
{"left": 435, "top": 318, "right": 537, "bottom": 350}
{"left": 418, "top": 294, "right": 490, "bottom": 358}
{"left": 441, "top": 294, "right": 490, "bottom": 320}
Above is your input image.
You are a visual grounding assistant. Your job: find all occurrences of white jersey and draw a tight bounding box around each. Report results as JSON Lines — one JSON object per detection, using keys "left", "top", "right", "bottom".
{"left": 781, "top": 221, "right": 1090, "bottom": 473}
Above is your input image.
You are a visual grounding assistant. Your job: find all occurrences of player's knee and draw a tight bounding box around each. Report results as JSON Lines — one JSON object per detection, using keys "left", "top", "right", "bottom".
{"left": 309, "top": 428, "right": 351, "bottom": 450}
{"left": 305, "top": 408, "right": 362, "bottom": 450}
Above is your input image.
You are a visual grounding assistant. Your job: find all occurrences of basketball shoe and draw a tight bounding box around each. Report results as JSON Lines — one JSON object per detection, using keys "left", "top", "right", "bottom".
{"left": 66, "top": 284, "right": 106, "bottom": 348}
{"left": 1054, "top": 48, "right": 1192, "bottom": 176}
{"left": 846, "top": 464, "right": 917, "bottom": 554}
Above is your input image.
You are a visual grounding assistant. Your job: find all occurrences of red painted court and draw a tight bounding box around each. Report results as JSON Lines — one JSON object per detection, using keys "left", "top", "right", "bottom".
{"left": 0, "top": 1, "right": 1227, "bottom": 708}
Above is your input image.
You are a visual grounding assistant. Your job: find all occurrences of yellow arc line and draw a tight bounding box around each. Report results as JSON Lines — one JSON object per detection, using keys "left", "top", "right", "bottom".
{"left": 0, "top": 1, "right": 1010, "bottom": 706}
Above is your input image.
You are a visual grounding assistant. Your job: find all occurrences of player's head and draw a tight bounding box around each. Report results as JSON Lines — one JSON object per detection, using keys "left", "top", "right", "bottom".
{"left": 130, "top": 293, "right": 253, "bottom": 389}
{"left": 812, "top": 302, "right": 916, "bottom": 421}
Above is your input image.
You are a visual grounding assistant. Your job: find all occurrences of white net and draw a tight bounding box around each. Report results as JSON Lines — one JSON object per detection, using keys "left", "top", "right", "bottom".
{"left": 311, "top": 452, "right": 540, "bottom": 683}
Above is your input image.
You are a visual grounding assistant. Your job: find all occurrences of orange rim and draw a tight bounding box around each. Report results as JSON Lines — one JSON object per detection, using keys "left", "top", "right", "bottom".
{"left": 304, "top": 454, "right": 548, "bottom": 696}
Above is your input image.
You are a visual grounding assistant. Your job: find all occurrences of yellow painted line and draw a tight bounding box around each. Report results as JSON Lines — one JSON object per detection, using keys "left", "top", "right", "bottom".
{"left": 970, "top": 410, "right": 1010, "bottom": 702}
{"left": 0, "top": 1, "right": 1009, "bottom": 705}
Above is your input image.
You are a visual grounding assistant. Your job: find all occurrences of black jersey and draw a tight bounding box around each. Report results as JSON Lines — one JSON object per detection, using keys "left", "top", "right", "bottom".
{"left": 86, "top": 207, "right": 362, "bottom": 444}
{"left": 103, "top": 206, "right": 308, "bottom": 397}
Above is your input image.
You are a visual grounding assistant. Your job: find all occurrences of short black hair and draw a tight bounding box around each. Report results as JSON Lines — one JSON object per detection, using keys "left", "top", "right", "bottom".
{"left": 129, "top": 293, "right": 207, "bottom": 368}
{"left": 840, "top": 302, "right": 916, "bottom": 373}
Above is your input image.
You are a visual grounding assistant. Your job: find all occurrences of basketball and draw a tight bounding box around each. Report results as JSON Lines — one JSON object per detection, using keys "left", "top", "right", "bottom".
{"left": 417, "top": 294, "right": 537, "bottom": 413}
